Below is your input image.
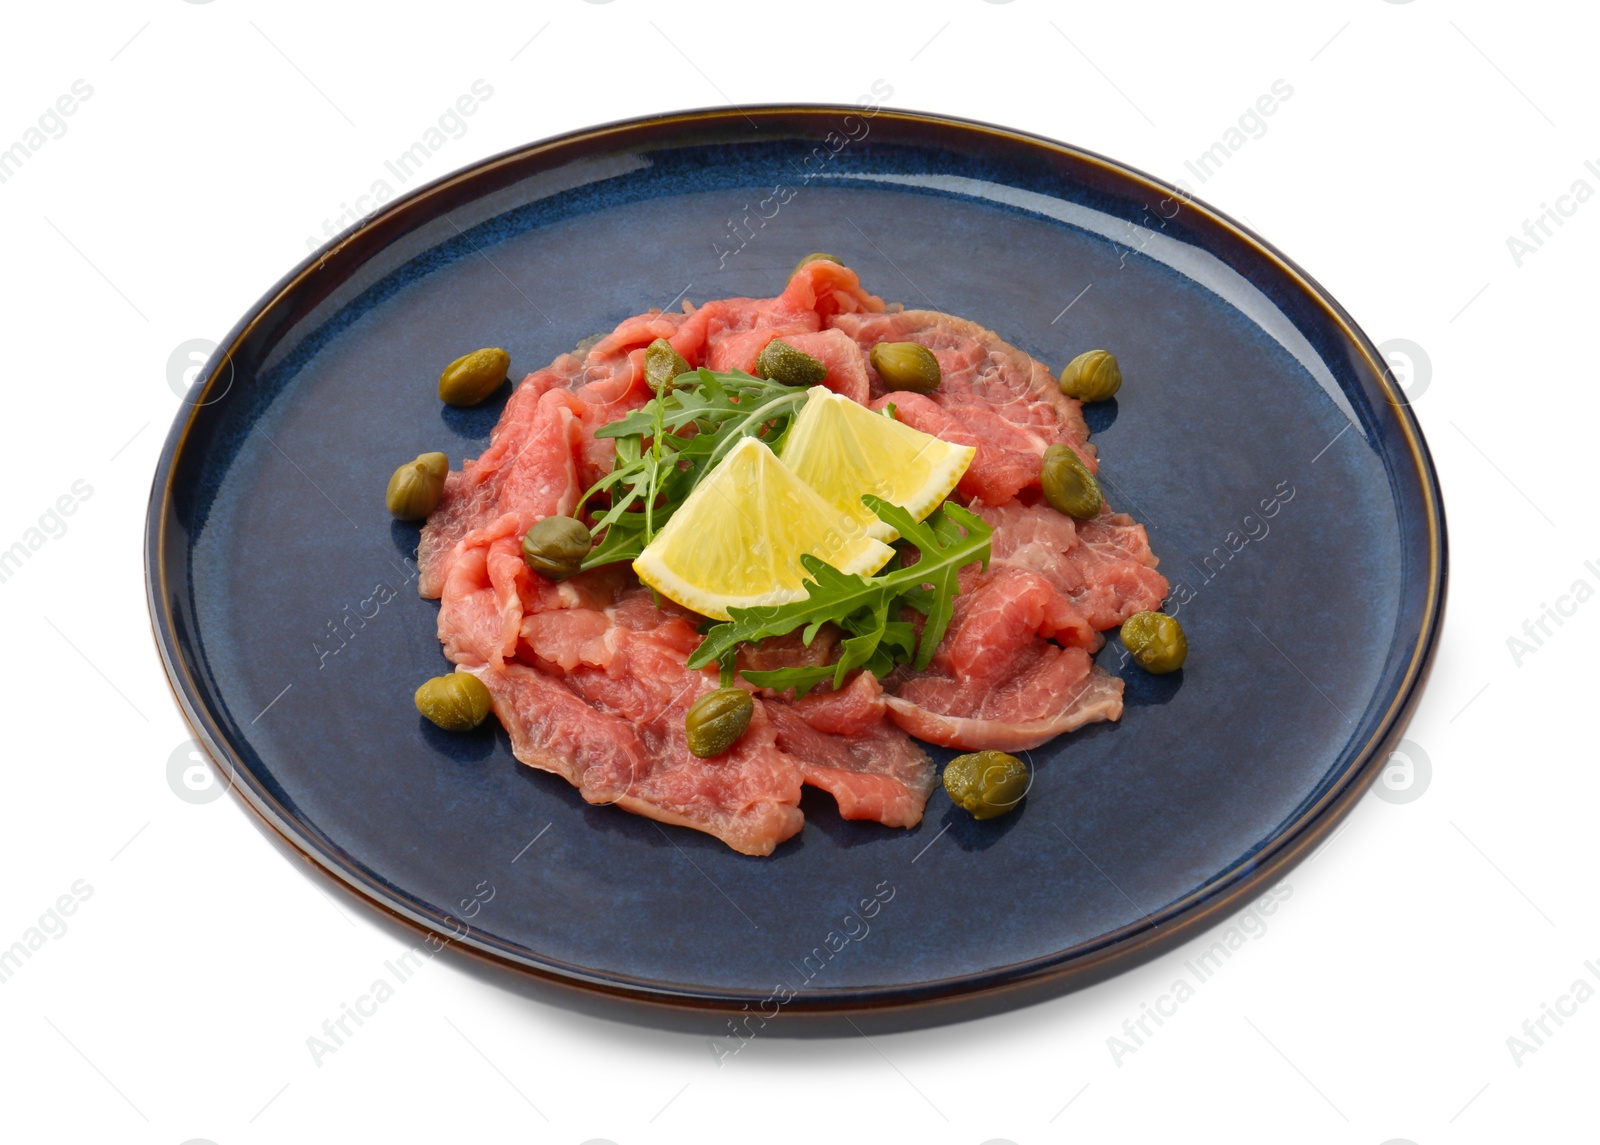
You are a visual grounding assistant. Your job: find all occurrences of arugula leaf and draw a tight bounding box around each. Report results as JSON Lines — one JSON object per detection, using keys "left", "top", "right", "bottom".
{"left": 834, "top": 596, "right": 891, "bottom": 688}
{"left": 879, "top": 499, "right": 991, "bottom": 670}
{"left": 738, "top": 663, "right": 841, "bottom": 699}
{"left": 582, "top": 510, "right": 649, "bottom": 568}
{"left": 686, "top": 496, "right": 992, "bottom": 679}
{"left": 578, "top": 367, "right": 809, "bottom": 570}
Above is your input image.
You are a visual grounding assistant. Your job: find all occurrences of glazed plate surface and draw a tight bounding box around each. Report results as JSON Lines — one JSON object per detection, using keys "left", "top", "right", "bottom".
{"left": 147, "top": 106, "right": 1444, "bottom": 1019}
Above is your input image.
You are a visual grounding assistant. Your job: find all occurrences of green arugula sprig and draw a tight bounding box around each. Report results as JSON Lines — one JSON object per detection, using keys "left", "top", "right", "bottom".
{"left": 577, "top": 368, "right": 810, "bottom": 569}
{"left": 687, "top": 497, "right": 993, "bottom": 696}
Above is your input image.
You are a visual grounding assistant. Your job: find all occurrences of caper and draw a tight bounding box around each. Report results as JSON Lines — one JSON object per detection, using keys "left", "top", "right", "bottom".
{"left": 1058, "top": 349, "right": 1122, "bottom": 402}
{"left": 521, "top": 515, "right": 591, "bottom": 581}
{"left": 1039, "top": 443, "right": 1103, "bottom": 519}
{"left": 755, "top": 339, "right": 828, "bottom": 387}
{"left": 385, "top": 452, "right": 449, "bottom": 521}
{"left": 1121, "top": 611, "right": 1187, "bottom": 674}
{"left": 644, "top": 337, "right": 690, "bottom": 394}
{"left": 438, "top": 346, "right": 510, "bottom": 407}
{"left": 415, "top": 672, "right": 494, "bottom": 731}
{"left": 791, "top": 252, "right": 844, "bottom": 276}
{"left": 943, "top": 750, "right": 1030, "bottom": 820}
{"left": 869, "top": 341, "right": 942, "bottom": 393}
{"left": 685, "top": 687, "right": 755, "bottom": 758}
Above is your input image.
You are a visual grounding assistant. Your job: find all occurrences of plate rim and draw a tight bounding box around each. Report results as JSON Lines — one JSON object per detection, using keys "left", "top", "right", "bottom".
{"left": 144, "top": 102, "right": 1448, "bottom": 1016}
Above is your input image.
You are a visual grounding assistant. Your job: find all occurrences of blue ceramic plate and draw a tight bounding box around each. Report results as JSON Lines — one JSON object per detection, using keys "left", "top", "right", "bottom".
{"left": 147, "top": 107, "right": 1444, "bottom": 1023}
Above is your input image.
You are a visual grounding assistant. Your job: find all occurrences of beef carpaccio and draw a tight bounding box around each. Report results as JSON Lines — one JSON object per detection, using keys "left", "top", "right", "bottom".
{"left": 417, "top": 260, "right": 1167, "bottom": 855}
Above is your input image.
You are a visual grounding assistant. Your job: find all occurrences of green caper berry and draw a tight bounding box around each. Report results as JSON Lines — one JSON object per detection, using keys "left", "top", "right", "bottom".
{"left": 521, "top": 516, "right": 591, "bottom": 581}
{"left": 438, "top": 347, "right": 510, "bottom": 407}
{"left": 685, "top": 687, "right": 755, "bottom": 758}
{"left": 385, "top": 452, "right": 449, "bottom": 521}
{"left": 1121, "top": 611, "right": 1187, "bottom": 674}
{"left": 414, "top": 672, "right": 494, "bottom": 731}
{"left": 943, "top": 750, "right": 1030, "bottom": 820}
{"left": 644, "top": 338, "right": 690, "bottom": 395}
{"left": 1039, "top": 443, "right": 1103, "bottom": 519}
{"left": 755, "top": 339, "right": 828, "bottom": 387}
{"left": 791, "top": 252, "right": 844, "bottom": 277}
{"left": 1058, "top": 349, "right": 1122, "bottom": 402}
{"left": 415, "top": 451, "right": 448, "bottom": 481}
{"left": 869, "top": 341, "right": 942, "bottom": 393}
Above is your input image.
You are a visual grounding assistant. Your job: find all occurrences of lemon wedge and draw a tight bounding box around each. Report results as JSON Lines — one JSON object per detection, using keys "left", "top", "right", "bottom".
{"left": 780, "top": 387, "right": 976, "bottom": 541}
{"left": 633, "top": 436, "right": 895, "bottom": 620}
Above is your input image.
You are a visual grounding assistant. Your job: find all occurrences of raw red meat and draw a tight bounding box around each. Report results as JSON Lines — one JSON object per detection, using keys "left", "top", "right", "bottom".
{"left": 469, "top": 658, "right": 807, "bottom": 856}
{"left": 768, "top": 672, "right": 936, "bottom": 828}
{"left": 872, "top": 499, "right": 1165, "bottom": 751}
{"left": 833, "top": 309, "right": 1095, "bottom": 506}
{"left": 417, "top": 261, "right": 1165, "bottom": 854}
{"left": 884, "top": 644, "right": 1125, "bottom": 752}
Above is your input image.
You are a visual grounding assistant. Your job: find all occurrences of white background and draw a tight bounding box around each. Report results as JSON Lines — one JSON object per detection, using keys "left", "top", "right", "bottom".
{"left": 1, "top": 1, "right": 1594, "bottom": 1142}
